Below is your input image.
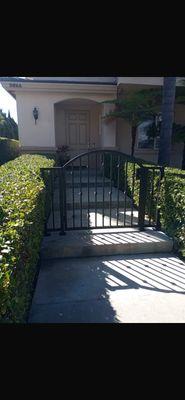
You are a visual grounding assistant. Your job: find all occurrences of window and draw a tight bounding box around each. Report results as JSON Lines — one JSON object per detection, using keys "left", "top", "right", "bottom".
{"left": 137, "top": 120, "right": 160, "bottom": 150}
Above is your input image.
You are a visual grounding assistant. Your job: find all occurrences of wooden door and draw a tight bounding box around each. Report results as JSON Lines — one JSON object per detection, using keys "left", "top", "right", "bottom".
{"left": 66, "top": 111, "right": 90, "bottom": 156}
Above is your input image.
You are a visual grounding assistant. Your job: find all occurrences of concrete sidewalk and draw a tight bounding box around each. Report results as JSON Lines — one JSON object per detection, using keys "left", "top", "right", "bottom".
{"left": 29, "top": 252, "right": 185, "bottom": 323}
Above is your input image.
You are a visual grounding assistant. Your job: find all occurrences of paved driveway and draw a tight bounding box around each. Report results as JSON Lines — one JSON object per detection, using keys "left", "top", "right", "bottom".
{"left": 29, "top": 253, "right": 185, "bottom": 323}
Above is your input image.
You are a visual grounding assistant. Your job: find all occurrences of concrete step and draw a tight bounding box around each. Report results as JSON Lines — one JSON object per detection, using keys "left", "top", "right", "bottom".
{"left": 47, "top": 208, "right": 141, "bottom": 230}
{"left": 66, "top": 181, "right": 112, "bottom": 188}
{"left": 66, "top": 200, "right": 132, "bottom": 210}
{"left": 53, "top": 186, "right": 132, "bottom": 210}
{"left": 41, "top": 228, "right": 173, "bottom": 260}
{"left": 52, "top": 201, "right": 132, "bottom": 211}
{"left": 65, "top": 174, "right": 112, "bottom": 187}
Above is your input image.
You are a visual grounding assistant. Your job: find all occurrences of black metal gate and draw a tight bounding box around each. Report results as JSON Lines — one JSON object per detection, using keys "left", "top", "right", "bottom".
{"left": 41, "top": 149, "right": 164, "bottom": 235}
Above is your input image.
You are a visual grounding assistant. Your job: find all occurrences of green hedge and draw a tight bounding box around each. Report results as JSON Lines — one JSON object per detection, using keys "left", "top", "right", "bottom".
{"left": 0, "top": 137, "right": 20, "bottom": 165}
{"left": 0, "top": 154, "right": 55, "bottom": 323}
{"left": 126, "top": 163, "right": 185, "bottom": 256}
{"left": 126, "top": 163, "right": 162, "bottom": 220}
{"left": 160, "top": 168, "right": 185, "bottom": 256}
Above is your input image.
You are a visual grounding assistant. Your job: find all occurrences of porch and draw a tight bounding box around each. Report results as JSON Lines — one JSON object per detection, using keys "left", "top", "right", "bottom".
{"left": 54, "top": 98, "right": 117, "bottom": 159}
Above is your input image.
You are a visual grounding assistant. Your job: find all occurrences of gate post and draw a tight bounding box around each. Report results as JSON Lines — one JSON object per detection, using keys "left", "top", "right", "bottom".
{"left": 59, "top": 168, "right": 66, "bottom": 235}
{"left": 155, "top": 166, "right": 164, "bottom": 231}
{"left": 138, "top": 167, "right": 148, "bottom": 231}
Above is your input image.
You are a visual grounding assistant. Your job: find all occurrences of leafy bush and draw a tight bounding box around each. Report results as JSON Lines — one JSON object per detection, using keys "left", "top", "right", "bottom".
{"left": 160, "top": 168, "right": 185, "bottom": 255}
{"left": 126, "top": 164, "right": 185, "bottom": 254}
{"left": 0, "top": 154, "right": 55, "bottom": 323}
{"left": 0, "top": 137, "right": 20, "bottom": 165}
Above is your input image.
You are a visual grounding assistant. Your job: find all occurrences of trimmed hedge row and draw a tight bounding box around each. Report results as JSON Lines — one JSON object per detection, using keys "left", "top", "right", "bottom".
{"left": 160, "top": 168, "right": 185, "bottom": 256}
{"left": 0, "top": 154, "right": 55, "bottom": 323}
{"left": 0, "top": 137, "right": 20, "bottom": 165}
{"left": 126, "top": 164, "right": 185, "bottom": 256}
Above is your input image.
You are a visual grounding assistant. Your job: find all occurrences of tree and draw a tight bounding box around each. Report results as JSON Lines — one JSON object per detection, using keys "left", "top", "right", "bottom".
{"left": 158, "top": 77, "right": 176, "bottom": 166}
{"left": 103, "top": 80, "right": 185, "bottom": 164}
{"left": 147, "top": 121, "right": 185, "bottom": 170}
{"left": 172, "top": 124, "right": 185, "bottom": 170}
{"left": 103, "top": 88, "right": 162, "bottom": 156}
{"left": 0, "top": 110, "right": 18, "bottom": 140}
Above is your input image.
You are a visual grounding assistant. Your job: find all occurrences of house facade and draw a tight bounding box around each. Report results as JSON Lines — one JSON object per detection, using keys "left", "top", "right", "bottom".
{"left": 1, "top": 77, "right": 185, "bottom": 167}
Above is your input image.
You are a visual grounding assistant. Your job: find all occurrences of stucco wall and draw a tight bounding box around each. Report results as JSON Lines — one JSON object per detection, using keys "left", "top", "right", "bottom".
{"left": 16, "top": 89, "right": 116, "bottom": 150}
{"left": 30, "top": 77, "right": 117, "bottom": 84}
{"left": 16, "top": 92, "right": 56, "bottom": 149}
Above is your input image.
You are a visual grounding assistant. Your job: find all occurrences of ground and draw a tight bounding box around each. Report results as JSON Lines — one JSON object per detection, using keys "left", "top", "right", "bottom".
{"left": 29, "top": 252, "right": 185, "bottom": 323}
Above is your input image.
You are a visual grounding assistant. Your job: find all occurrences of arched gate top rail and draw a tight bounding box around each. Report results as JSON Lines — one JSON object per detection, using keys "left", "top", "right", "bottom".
{"left": 62, "top": 148, "right": 151, "bottom": 168}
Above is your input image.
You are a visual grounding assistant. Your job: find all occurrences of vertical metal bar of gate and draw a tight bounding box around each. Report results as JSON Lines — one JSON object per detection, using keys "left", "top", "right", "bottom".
{"left": 87, "top": 153, "right": 90, "bottom": 229}
{"left": 116, "top": 155, "right": 120, "bottom": 227}
{"left": 72, "top": 162, "right": 75, "bottom": 229}
{"left": 123, "top": 160, "right": 128, "bottom": 226}
{"left": 50, "top": 168, "right": 55, "bottom": 231}
{"left": 59, "top": 168, "right": 65, "bottom": 235}
{"left": 138, "top": 167, "right": 148, "bottom": 231}
{"left": 95, "top": 153, "right": 98, "bottom": 227}
{"left": 63, "top": 168, "right": 67, "bottom": 231}
{"left": 79, "top": 158, "right": 82, "bottom": 228}
{"left": 102, "top": 153, "right": 105, "bottom": 228}
{"left": 109, "top": 153, "right": 113, "bottom": 226}
{"left": 148, "top": 169, "right": 155, "bottom": 226}
{"left": 155, "top": 167, "right": 164, "bottom": 230}
{"left": 41, "top": 169, "right": 49, "bottom": 236}
{"left": 130, "top": 163, "right": 136, "bottom": 227}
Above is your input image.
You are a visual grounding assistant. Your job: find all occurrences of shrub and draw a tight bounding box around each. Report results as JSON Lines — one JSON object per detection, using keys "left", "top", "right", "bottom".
{"left": 126, "top": 163, "right": 185, "bottom": 255}
{"left": 0, "top": 154, "right": 55, "bottom": 323}
{"left": 126, "top": 163, "right": 162, "bottom": 221}
{"left": 160, "top": 168, "right": 185, "bottom": 255}
{"left": 0, "top": 137, "right": 20, "bottom": 165}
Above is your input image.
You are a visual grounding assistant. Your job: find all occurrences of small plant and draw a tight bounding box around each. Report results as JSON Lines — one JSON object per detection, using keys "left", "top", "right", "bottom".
{"left": 56, "top": 145, "right": 70, "bottom": 166}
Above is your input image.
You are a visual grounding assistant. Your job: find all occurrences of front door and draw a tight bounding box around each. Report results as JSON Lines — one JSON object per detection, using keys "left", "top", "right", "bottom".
{"left": 66, "top": 110, "right": 90, "bottom": 157}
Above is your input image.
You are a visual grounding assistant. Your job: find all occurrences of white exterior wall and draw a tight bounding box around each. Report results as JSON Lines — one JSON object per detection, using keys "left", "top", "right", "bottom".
{"left": 15, "top": 86, "right": 117, "bottom": 150}
{"left": 101, "top": 103, "right": 117, "bottom": 148}
{"left": 16, "top": 92, "right": 56, "bottom": 148}
{"left": 30, "top": 77, "right": 117, "bottom": 84}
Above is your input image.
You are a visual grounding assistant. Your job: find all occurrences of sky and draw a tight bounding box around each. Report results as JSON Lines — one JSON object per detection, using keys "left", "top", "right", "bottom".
{"left": 0, "top": 84, "right": 18, "bottom": 122}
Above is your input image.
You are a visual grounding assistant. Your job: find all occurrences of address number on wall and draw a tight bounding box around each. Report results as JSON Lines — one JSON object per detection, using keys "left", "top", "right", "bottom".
{"left": 9, "top": 83, "right": 22, "bottom": 88}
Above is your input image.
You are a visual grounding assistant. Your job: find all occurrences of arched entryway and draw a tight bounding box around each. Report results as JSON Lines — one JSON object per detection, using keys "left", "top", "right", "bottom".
{"left": 54, "top": 98, "right": 102, "bottom": 159}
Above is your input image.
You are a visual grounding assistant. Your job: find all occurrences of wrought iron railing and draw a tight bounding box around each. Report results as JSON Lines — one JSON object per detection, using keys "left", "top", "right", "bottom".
{"left": 41, "top": 149, "right": 164, "bottom": 235}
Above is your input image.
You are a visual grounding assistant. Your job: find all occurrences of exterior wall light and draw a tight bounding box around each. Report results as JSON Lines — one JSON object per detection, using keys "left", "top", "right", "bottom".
{"left": 33, "top": 107, "right": 39, "bottom": 124}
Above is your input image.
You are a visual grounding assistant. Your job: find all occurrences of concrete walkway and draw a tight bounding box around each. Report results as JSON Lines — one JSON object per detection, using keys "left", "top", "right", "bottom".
{"left": 29, "top": 252, "right": 185, "bottom": 323}
{"left": 29, "top": 168, "right": 185, "bottom": 323}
